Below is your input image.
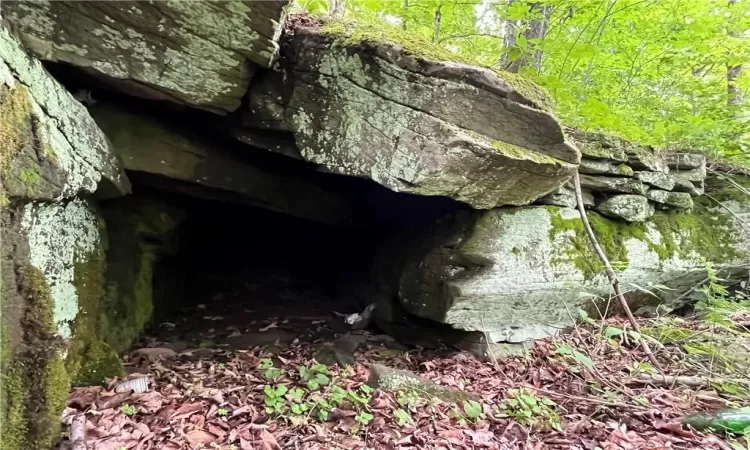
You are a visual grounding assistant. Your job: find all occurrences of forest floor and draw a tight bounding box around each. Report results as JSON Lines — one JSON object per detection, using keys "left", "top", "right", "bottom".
{"left": 57, "top": 280, "right": 750, "bottom": 450}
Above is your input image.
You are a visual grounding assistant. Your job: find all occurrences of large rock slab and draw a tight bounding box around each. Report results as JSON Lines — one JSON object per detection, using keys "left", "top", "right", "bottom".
{"left": 2, "top": 0, "right": 290, "bottom": 113}
{"left": 0, "top": 26, "right": 129, "bottom": 202}
{"left": 276, "top": 23, "right": 578, "bottom": 209}
{"left": 89, "top": 103, "right": 356, "bottom": 225}
{"left": 392, "top": 181, "right": 750, "bottom": 342}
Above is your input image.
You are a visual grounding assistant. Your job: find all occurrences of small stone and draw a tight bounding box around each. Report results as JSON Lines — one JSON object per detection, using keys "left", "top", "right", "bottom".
{"left": 579, "top": 174, "right": 648, "bottom": 195}
{"left": 673, "top": 178, "right": 704, "bottom": 196}
{"left": 665, "top": 192, "right": 694, "bottom": 209}
{"left": 579, "top": 159, "right": 634, "bottom": 176}
{"left": 537, "top": 186, "right": 593, "bottom": 208}
{"left": 635, "top": 171, "right": 676, "bottom": 190}
{"left": 595, "top": 195, "right": 655, "bottom": 222}
{"left": 645, "top": 190, "right": 670, "bottom": 204}
{"left": 627, "top": 147, "right": 669, "bottom": 173}
{"left": 673, "top": 167, "right": 707, "bottom": 183}
{"left": 664, "top": 153, "right": 706, "bottom": 170}
{"left": 567, "top": 129, "right": 628, "bottom": 162}
{"left": 647, "top": 190, "right": 693, "bottom": 208}
{"left": 466, "top": 341, "right": 533, "bottom": 362}
{"left": 367, "top": 364, "right": 477, "bottom": 402}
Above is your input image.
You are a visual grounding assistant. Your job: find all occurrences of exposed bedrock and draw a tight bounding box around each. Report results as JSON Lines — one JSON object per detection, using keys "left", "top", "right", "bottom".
{"left": 88, "top": 102, "right": 357, "bottom": 225}
{"left": 379, "top": 177, "right": 750, "bottom": 343}
{"left": 243, "top": 24, "right": 580, "bottom": 209}
{"left": 1, "top": 0, "right": 291, "bottom": 113}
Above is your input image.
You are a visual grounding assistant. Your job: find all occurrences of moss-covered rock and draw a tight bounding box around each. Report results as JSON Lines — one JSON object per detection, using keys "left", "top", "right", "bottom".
{"left": 3, "top": 1, "right": 289, "bottom": 113}
{"left": 595, "top": 195, "right": 655, "bottom": 222}
{"left": 271, "top": 20, "right": 579, "bottom": 209}
{"left": 395, "top": 175, "right": 750, "bottom": 342}
{"left": 74, "top": 340, "right": 124, "bottom": 386}
{"left": 1, "top": 262, "right": 70, "bottom": 450}
{"left": 0, "top": 26, "right": 129, "bottom": 200}
{"left": 99, "top": 197, "right": 186, "bottom": 353}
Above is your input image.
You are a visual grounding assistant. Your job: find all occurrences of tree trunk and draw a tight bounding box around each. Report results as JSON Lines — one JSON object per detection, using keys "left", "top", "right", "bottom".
{"left": 500, "top": 0, "right": 519, "bottom": 71}
{"left": 527, "top": 3, "right": 552, "bottom": 71}
{"left": 433, "top": 5, "right": 442, "bottom": 43}
{"left": 728, "top": 0, "right": 743, "bottom": 111}
{"left": 501, "top": 1, "right": 551, "bottom": 73}
{"left": 329, "top": 0, "right": 345, "bottom": 17}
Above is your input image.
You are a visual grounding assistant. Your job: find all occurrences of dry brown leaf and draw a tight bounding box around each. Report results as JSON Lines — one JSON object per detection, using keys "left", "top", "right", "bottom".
{"left": 169, "top": 402, "right": 204, "bottom": 421}
{"left": 95, "top": 392, "right": 132, "bottom": 411}
{"left": 185, "top": 429, "right": 217, "bottom": 448}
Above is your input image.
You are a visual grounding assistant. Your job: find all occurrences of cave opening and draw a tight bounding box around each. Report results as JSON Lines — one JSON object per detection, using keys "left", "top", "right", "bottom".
{"left": 98, "top": 168, "right": 468, "bottom": 356}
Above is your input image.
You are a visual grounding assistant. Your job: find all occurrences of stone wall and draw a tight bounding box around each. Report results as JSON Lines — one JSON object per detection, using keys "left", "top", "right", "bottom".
{"left": 538, "top": 129, "right": 706, "bottom": 221}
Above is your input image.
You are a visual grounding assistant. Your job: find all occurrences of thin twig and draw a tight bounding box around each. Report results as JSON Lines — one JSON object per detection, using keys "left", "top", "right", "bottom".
{"left": 531, "top": 386, "right": 647, "bottom": 410}
{"left": 627, "top": 373, "right": 750, "bottom": 388}
{"left": 571, "top": 172, "right": 665, "bottom": 374}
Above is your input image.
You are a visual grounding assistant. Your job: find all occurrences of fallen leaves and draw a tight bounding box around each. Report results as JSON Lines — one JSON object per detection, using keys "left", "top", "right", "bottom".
{"left": 57, "top": 311, "right": 744, "bottom": 450}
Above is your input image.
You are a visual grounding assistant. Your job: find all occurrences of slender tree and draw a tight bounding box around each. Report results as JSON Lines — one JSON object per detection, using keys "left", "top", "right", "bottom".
{"left": 728, "top": 0, "right": 744, "bottom": 111}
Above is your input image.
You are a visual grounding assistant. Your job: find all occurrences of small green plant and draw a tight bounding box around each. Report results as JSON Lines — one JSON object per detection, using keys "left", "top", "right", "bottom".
{"left": 394, "top": 408, "right": 410, "bottom": 426}
{"left": 217, "top": 408, "right": 229, "bottom": 417}
{"left": 300, "top": 363, "right": 330, "bottom": 390}
{"left": 347, "top": 385, "right": 372, "bottom": 406}
{"left": 462, "top": 400, "right": 483, "bottom": 420}
{"left": 354, "top": 410, "right": 374, "bottom": 425}
{"left": 626, "top": 361, "right": 657, "bottom": 376}
{"left": 397, "top": 389, "right": 421, "bottom": 409}
{"left": 259, "top": 358, "right": 283, "bottom": 380}
{"left": 288, "top": 387, "right": 309, "bottom": 415}
{"left": 264, "top": 384, "right": 288, "bottom": 415}
{"left": 500, "top": 388, "right": 561, "bottom": 431}
{"left": 120, "top": 404, "right": 137, "bottom": 416}
{"left": 554, "top": 343, "right": 594, "bottom": 371}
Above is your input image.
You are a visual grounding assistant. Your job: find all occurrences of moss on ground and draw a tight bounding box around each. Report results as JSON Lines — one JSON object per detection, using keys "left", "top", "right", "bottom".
{"left": 319, "top": 20, "right": 554, "bottom": 113}
{"left": 74, "top": 340, "right": 124, "bottom": 386}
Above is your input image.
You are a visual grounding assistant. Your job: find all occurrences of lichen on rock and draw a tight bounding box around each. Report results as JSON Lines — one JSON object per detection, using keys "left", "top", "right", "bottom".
{"left": 279, "top": 22, "right": 578, "bottom": 209}
{"left": 2, "top": 1, "right": 290, "bottom": 113}
{"left": 0, "top": 26, "right": 129, "bottom": 201}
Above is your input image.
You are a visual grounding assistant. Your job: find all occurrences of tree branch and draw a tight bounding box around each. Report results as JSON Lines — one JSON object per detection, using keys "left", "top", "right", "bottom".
{"left": 572, "top": 171, "right": 665, "bottom": 374}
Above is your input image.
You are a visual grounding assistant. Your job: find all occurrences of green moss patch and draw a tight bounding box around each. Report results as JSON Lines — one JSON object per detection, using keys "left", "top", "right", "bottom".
{"left": 0, "top": 83, "right": 32, "bottom": 177}
{"left": 1, "top": 265, "right": 70, "bottom": 450}
{"left": 74, "top": 340, "right": 123, "bottom": 386}
{"left": 67, "top": 245, "right": 126, "bottom": 386}
{"left": 99, "top": 198, "right": 185, "bottom": 353}
{"left": 461, "top": 129, "right": 564, "bottom": 166}
{"left": 547, "top": 203, "right": 743, "bottom": 281}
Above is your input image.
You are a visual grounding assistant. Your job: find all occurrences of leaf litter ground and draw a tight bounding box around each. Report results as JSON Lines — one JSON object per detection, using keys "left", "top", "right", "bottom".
{"left": 57, "top": 295, "right": 750, "bottom": 450}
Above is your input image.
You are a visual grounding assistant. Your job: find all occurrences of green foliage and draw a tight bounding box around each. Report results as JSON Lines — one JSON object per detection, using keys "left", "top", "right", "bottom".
{"left": 500, "top": 388, "right": 561, "bottom": 431}
{"left": 393, "top": 408, "right": 411, "bottom": 426}
{"left": 259, "top": 358, "right": 283, "bottom": 380}
{"left": 217, "top": 408, "right": 229, "bottom": 417}
{"left": 120, "top": 404, "right": 137, "bottom": 416}
{"left": 554, "top": 342, "right": 594, "bottom": 371}
{"left": 296, "top": 0, "right": 750, "bottom": 159}
{"left": 462, "top": 400, "right": 483, "bottom": 420}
